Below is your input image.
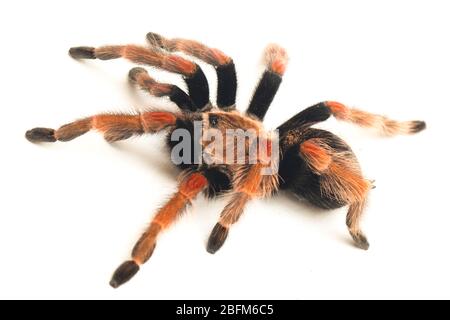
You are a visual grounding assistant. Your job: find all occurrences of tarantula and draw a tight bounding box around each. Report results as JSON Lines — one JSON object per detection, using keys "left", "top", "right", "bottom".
{"left": 25, "top": 33, "right": 426, "bottom": 288}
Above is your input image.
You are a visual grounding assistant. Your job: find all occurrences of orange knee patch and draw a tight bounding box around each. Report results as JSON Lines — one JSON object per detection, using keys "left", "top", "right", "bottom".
{"left": 300, "top": 140, "right": 332, "bottom": 172}
{"left": 179, "top": 173, "right": 208, "bottom": 198}
{"left": 165, "top": 55, "right": 197, "bottom": 75}
{"left": 140, "top": 112, "right": 176, "bottom": 132}
{"left": 209, "top": 48, "right": 231, "bottom": 66}
{"left": 264, "top": 44, "right": 288, "bottom": 75}
{"left": 326, "top": 101, "right": 349, "bottom": 119}
{"left": 271, "top": 59, "right": 287, "bottom": 75}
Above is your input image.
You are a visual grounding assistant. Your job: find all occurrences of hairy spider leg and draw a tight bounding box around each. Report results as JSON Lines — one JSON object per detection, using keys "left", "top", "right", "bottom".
{"left": 68, "top": 45, "right": 209, "bottom": 111}
{"left": 207, "top": 162, "right": 274, "bottom": 254}
{"left": 110, "top": 172, "right": 208, "bottom": 288}
{"left": 278, "top": 101, "right": 426, "bottom": 136}
{"left": 246, "top": 44, "right": 289, "bottom": 120}
{"left": 299, "top": 138, "right": 371, "bottom": 249}
{"left": 147, "top": 32, "right": 237, "bottom": 110}
{"left": 26, "top": 112, "right": 177, "bottom": 143}
{"left": 128, "top": 67, "right": 195, "bottom": 111}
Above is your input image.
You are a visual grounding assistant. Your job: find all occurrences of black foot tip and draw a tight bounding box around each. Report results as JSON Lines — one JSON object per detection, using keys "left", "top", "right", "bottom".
{"left": 207, "top": 223, "right": 229, "bottom": 254}
{"left": 69, "top": 46, "right": 96, "bottom": 59}
{"left": 128, "top": 67, "right": 148, "bottom": 83}
{"left": 351, "top": 233, "right": 370, "bottom": 251}
{"left": 110, "top": 260, "right": 140, "bottom": 289}
{"left": 146, "top": 32, "right": 164, "bottom": 48}
{"left": 411, "top": 121, "right": 426, "bottom": 133}
{"left": 25, "top": 127, "right": 56, "bottom": 143}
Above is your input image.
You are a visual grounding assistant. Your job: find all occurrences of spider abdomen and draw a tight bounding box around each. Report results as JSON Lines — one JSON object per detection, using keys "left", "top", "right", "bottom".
{"left": 279, "top": 128, "right": 365, "bottom": 210}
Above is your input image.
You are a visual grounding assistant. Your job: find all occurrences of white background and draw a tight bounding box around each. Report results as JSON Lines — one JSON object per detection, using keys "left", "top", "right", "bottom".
{"left": 1, "top": 0, "right": 449, "bottom": 299}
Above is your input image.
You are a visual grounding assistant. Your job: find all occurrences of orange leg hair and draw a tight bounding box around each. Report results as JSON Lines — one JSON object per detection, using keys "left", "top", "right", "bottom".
{"left": 69, "top": 43, "right": 211, "bottom": 110}
{"left": 69, "top": 44, "right": 197, "bottom": 76}
{"left": 25, "top": 111, "right": 177, "bottom": 143}
{"left": 146, "top": 32, "right": 231, "bottom": 67}
{"left": 326, "top": 101, "right": 426, "bottom": 136}
{"left": 128, "top": 67, "right": 174, "bottom": 97}
{"left": 146, "top": 32, "right": 238, "bottom": 109}
{"left": 299, "top": 138, "right": 371, "bottom": 249}
{"left": 207, "top": 163, "right": 267, "bottom": 254}
{"left": 263, "top": 43, "right": 289, "bottom": 76}
{"left": 128, "top": 67, "right": 195, "bottom": 111}
{"left": 109, "top": 173, "right": 208, "bottom": 288}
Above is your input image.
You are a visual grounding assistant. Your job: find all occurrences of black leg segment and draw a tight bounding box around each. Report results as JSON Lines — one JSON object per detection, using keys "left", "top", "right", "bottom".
{"left": 216, "top": 62, "right": 237, "bottom": 109}
{"left": 277, "top": 102, "right": 332, "bottom": 135}
{"left": 247, "top": 71, "right": 282, "bottom": 120}
{"left": 184, "top": 66, "right": 210, "bottom": 110}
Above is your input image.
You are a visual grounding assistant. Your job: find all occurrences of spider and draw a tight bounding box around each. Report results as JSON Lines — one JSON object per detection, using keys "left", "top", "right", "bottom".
{"left": 26, "top": 32, "right": 426, "bottom": 288}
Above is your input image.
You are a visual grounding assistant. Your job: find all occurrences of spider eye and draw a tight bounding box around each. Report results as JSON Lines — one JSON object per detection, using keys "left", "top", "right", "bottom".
{"left": 209, "top": 114, "right": 219, "bottom": 127}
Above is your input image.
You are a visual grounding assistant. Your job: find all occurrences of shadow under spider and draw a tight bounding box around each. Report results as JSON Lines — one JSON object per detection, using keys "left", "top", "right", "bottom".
{"left": 109, "top": 138, "right": 180, "bottom": 181}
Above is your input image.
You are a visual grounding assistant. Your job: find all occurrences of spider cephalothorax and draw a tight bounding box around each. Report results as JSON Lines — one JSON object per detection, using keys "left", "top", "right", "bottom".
{"left": 26, "top": 33, "right": 426, "bottom": 288}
